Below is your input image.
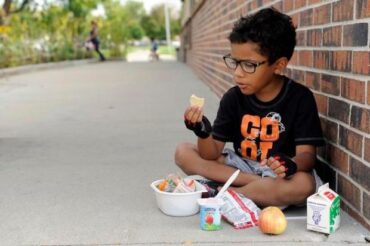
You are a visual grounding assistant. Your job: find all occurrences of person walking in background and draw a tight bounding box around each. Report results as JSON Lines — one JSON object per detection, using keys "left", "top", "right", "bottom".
{"left": 89, "top": 20, "right": 106, "bottom": 61}
{"left": 149, "top": 37, "right": 159, "bottom": 61}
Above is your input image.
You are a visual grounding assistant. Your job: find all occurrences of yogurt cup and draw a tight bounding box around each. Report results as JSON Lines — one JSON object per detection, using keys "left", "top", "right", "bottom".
{"left": 197, "top": 198, "right": 225, "bottom": 231}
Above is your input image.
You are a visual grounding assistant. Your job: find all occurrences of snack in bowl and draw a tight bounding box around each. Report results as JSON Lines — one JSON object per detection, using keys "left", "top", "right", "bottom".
{"left": 190, "top": 94, "right": 205, "bottom": 107}
{"left": 151, "top": 174, "right": 206, "bottom": 216}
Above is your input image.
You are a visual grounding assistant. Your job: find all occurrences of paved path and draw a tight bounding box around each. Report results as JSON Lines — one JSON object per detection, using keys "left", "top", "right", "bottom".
{"left": 126, "top": 50, "right": 176, "bottom": 62}
{"left": 0, "top": 60, "right": 368, "bottom": 245}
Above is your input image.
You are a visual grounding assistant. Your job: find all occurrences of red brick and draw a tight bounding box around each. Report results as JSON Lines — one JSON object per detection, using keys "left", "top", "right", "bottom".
{"left": 296, "top": 30, "right": 306, "bottom": 46}
{"left": 321, "top": 118, "right": 338, "bottom": 143}
{"left": 343, "top": 23, "right": 368, "bottom": 46}
{"left": 350, "top": 106, "right": 370, "bottom": 134}
{"left": 333, "top": 0, "right": 354, "bottom": 22}
{"left": 290, "top": 51, "right": 298, "bottom": 65}
{"left": 250, "top": 0, "right": 258, "bottom": 9}
{"left": 314, "top": 93, "right": 328, "bottom": 116}
{"left": 305, "top": 71, "right": 320, "bottom": 90}
{"left": 341, "top": 78, "right": 365, "bottom": 103}
{"left": 307, "top": 29, "right": 322, "bottom": 46}
{"left": 349, "top": 157, "right": 370, "bottom": 191}
{"left": 313, "top": 51, "right": 330, "bottom": 70}
{"left": 364, "top": 192, "right": 370, "bottom": 221}
{"left": 314, "top": 4, "right": 331, "bottom": 25}
{"left": 365, "top": 138, "right": 370, "bottom": 163}
{"left": 298, "top": 50, "right": 312, "bottom": 67}
{"left": 356, "top": 0, "right": 370, "bottom": 18}
{"left": 330, "top": 51, "right": 352, "bottom": 72}
{"left": 339, "top": 126, "right": 363, "bottom": 157}
{"left": 291, "top": 13, "right": 299, "bottom": 28}
{"left": 368, "top": 82, "right": 370, "bottom": 105}
{"left": 327, "top": 144, "right": 349, "bottom": 173}
{"left": 283, "top": 0, "right": 294, "bottom": 12}
{"left": 300, "top": 8, "right": 313, "bottom": 27}
{"left": 353, "top": 52, "right": 370, "bottom": 76}
{"left": 317, "top": 141, "right": 327, "bottom": 159}
{"left": 323, "top": 26, "right": 342, "bottom": 46}
{"left": 272, "top": 2, "right": 283, "bottom": 11}
{"left": 308, "top": 0, "right": 321, "bottom": 4}
{"left": 246, "top": 2, "right": 252, "bottom": 11}
{"left": 338, "top": 174, "right": 361, "bottom": 210}
{"left": 291, "top": 69, "right": 305, "bottom": 84}
{"left": 342, "top": 199, "right": 370, "bottom": 231}
{"left": 295, "top": 0, "right": 307, "bottom": 9}
{"left": 328, "top": 98, "right": 350, "bottom": 123}
{"left": 321, "top": 74, "right": 340, "bottom": 95}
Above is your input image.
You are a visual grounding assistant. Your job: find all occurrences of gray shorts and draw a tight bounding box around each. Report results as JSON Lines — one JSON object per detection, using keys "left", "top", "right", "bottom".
{"left": 223, "top": 148, "right": 323, "bottom": 192}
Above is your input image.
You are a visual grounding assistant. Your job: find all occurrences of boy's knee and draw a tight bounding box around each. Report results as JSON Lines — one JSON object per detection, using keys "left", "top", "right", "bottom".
{"left": 280, "top": 172, "right": 315, "bottom": 205}
{"left": 174, "top": 142, "right": 194, "bottom": 168}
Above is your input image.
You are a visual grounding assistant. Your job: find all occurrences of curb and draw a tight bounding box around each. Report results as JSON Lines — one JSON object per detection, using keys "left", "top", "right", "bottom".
{"left": 0, "top": 59, "right": 99, "bottom": 79}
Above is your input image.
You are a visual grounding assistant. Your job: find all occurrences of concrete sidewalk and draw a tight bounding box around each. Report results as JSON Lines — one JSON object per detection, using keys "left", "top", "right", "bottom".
{"left": 126, "top": 50, "right": 176, "bottom": 62}
{"left": 0, "top": 60, "right": 369, "bottom": 245}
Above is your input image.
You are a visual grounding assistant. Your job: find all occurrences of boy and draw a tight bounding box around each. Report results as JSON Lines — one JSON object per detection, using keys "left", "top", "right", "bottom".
{"left": 175, "top": 8, "right": 324, "bottom": 207}
{"left": 150, "top": 37, "right": 159, "bottom": 61}
{"left": 89, "top": 20, "right": 106, "bottom": 61}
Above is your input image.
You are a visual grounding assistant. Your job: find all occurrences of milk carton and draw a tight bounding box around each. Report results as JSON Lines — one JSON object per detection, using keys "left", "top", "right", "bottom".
{"left": 307, "top": 183, "right": 340, "bottom": 234}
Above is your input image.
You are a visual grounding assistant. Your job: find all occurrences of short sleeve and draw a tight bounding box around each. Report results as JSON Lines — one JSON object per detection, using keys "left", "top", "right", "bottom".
{"left": 212, "top": 89, "right": 236, "bottom": 142}
{"left": 294, "top": 89, "right": 325, "bottom": 146}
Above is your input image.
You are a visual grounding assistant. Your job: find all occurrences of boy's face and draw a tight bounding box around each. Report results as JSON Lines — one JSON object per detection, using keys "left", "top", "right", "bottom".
{"left": 228, "top": 42, "right": 280, "bottom": 97}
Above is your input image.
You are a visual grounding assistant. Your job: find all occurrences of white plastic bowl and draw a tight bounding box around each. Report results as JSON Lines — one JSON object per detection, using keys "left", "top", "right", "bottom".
{"left": 150, "top": 179, "right": 207, "bottom": 216}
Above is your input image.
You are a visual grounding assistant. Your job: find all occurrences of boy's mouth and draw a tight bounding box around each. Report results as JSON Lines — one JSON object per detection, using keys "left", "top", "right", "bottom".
{"left": 236, "top": 82, "right": 251, "bottom": 88}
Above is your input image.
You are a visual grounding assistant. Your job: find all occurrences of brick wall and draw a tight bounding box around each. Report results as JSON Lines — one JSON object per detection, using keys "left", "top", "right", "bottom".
{"left": 180, "top": 0, "right": 370, "bottom": 230}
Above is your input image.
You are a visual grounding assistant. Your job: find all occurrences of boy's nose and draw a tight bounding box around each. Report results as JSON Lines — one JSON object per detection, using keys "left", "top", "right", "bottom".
{"left": 234, "top": 64, "right": 245, "bottom": 77}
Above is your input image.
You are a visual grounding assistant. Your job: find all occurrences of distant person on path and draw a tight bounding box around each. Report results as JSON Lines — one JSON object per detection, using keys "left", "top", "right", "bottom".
{"left": 89, "top": 20, "right": 106, "bottom": 61}
{"left": 149, "top": 37, "right": 159, "bottom": 61}
{"left": 175, "top": 8, "right": 325, "bottom": 208}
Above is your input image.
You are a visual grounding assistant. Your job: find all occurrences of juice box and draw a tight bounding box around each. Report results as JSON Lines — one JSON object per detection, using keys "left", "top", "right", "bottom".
{"left": 307, "top": 183, "right": 340, "bottom": 234}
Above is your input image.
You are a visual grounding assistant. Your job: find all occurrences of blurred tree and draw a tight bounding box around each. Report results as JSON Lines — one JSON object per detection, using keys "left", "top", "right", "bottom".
{"left": 141, "top": 4, "right": 181, "bottom": 40}
{"left": 0, "top": 0, "right": 32, "bottom": 25}
{"left": 101, "top": 0, "right": 145, "bottom": 57}
{"left": 140, "top": 15, "right": 160, "bottom": 39}
{"left": 0, "top": 0, "right": 181, "bottom": 67}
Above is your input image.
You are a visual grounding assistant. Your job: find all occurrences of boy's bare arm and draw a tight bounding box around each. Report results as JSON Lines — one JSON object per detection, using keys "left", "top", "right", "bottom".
{"left": 197, "top": 137, "right": 225, "bottom": 160}
{"left": 292, "top": 145, "right": 317, "bottom": 172}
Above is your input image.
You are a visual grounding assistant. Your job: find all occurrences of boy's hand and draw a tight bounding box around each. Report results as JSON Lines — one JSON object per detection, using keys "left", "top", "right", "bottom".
{"left": 184, "top": 106, "right": 212, "bottom": 139}
{"left": 261, "top": 153, "right": 297, "bottom": 178}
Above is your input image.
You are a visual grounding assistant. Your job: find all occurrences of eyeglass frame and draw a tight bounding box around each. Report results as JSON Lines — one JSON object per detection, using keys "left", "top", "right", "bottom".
{"left": 223, "top": 54, "right": 267, "bottom": 74}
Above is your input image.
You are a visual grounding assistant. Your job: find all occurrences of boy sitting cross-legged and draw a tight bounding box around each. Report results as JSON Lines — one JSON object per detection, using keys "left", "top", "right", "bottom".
{"left": 175, "top": 7, "right": 324, "bottom": 207}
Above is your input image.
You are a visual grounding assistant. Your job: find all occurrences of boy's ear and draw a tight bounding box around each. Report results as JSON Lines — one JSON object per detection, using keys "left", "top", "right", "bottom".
{"left": 273, "top": 57, "right": 289, "bottom": 75}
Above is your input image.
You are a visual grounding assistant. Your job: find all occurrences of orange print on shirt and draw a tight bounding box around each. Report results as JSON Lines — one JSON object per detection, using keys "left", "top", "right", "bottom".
{"left": 240, "top": 114, "right": 280, "bottom": 161}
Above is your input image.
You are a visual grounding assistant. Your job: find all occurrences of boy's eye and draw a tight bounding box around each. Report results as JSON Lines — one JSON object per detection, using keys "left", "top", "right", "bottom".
{"left": 241, "top": 61, "right": 256, "bottom": 69}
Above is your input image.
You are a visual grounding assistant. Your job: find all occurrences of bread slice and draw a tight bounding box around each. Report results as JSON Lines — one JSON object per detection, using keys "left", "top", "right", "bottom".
{"left": 190, "top": 94, "right": 205, "bottom": 107}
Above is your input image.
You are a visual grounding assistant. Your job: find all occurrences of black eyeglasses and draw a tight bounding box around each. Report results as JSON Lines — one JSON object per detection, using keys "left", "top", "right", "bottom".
{"left": 223, "top": 54, "right": 267, "bottom": 74}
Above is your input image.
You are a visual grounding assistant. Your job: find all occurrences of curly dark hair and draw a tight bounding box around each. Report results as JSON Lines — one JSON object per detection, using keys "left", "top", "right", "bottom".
{"left": 228, "top": 7, "right": 296, "bottom": 64}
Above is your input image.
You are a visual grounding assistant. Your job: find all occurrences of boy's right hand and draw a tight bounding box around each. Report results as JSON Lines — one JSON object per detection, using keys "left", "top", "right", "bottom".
{"left": 260, "top": 153, "right": 297, "bottom": 178}
{"left": 184, "top": 106, "right": 212, "bottom": 139}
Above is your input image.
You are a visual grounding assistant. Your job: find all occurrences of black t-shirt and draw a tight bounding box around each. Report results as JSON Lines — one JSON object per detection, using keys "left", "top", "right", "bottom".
{"left": 212, "top": 76, "right": 324, "bottom": 161}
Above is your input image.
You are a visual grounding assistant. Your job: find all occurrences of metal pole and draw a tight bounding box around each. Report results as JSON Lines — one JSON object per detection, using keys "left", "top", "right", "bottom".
{"left": 164, "top": 3, "right": 171, "bottom": 52}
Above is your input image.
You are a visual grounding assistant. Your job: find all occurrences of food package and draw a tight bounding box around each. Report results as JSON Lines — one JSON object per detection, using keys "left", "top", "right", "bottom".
{"left": 219, "top": 189, "right": 260, "bottom": 229}
{"left": 173, "top": 178, "right": 196, "bottom": 193}
{"left": 156, "top": 174, "right": 196, "bottom": 193}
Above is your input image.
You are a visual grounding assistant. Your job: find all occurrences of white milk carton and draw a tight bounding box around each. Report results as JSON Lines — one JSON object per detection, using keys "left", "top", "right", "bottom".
{"left": 307, "top": 183, "right": 340, "bottom": 234}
